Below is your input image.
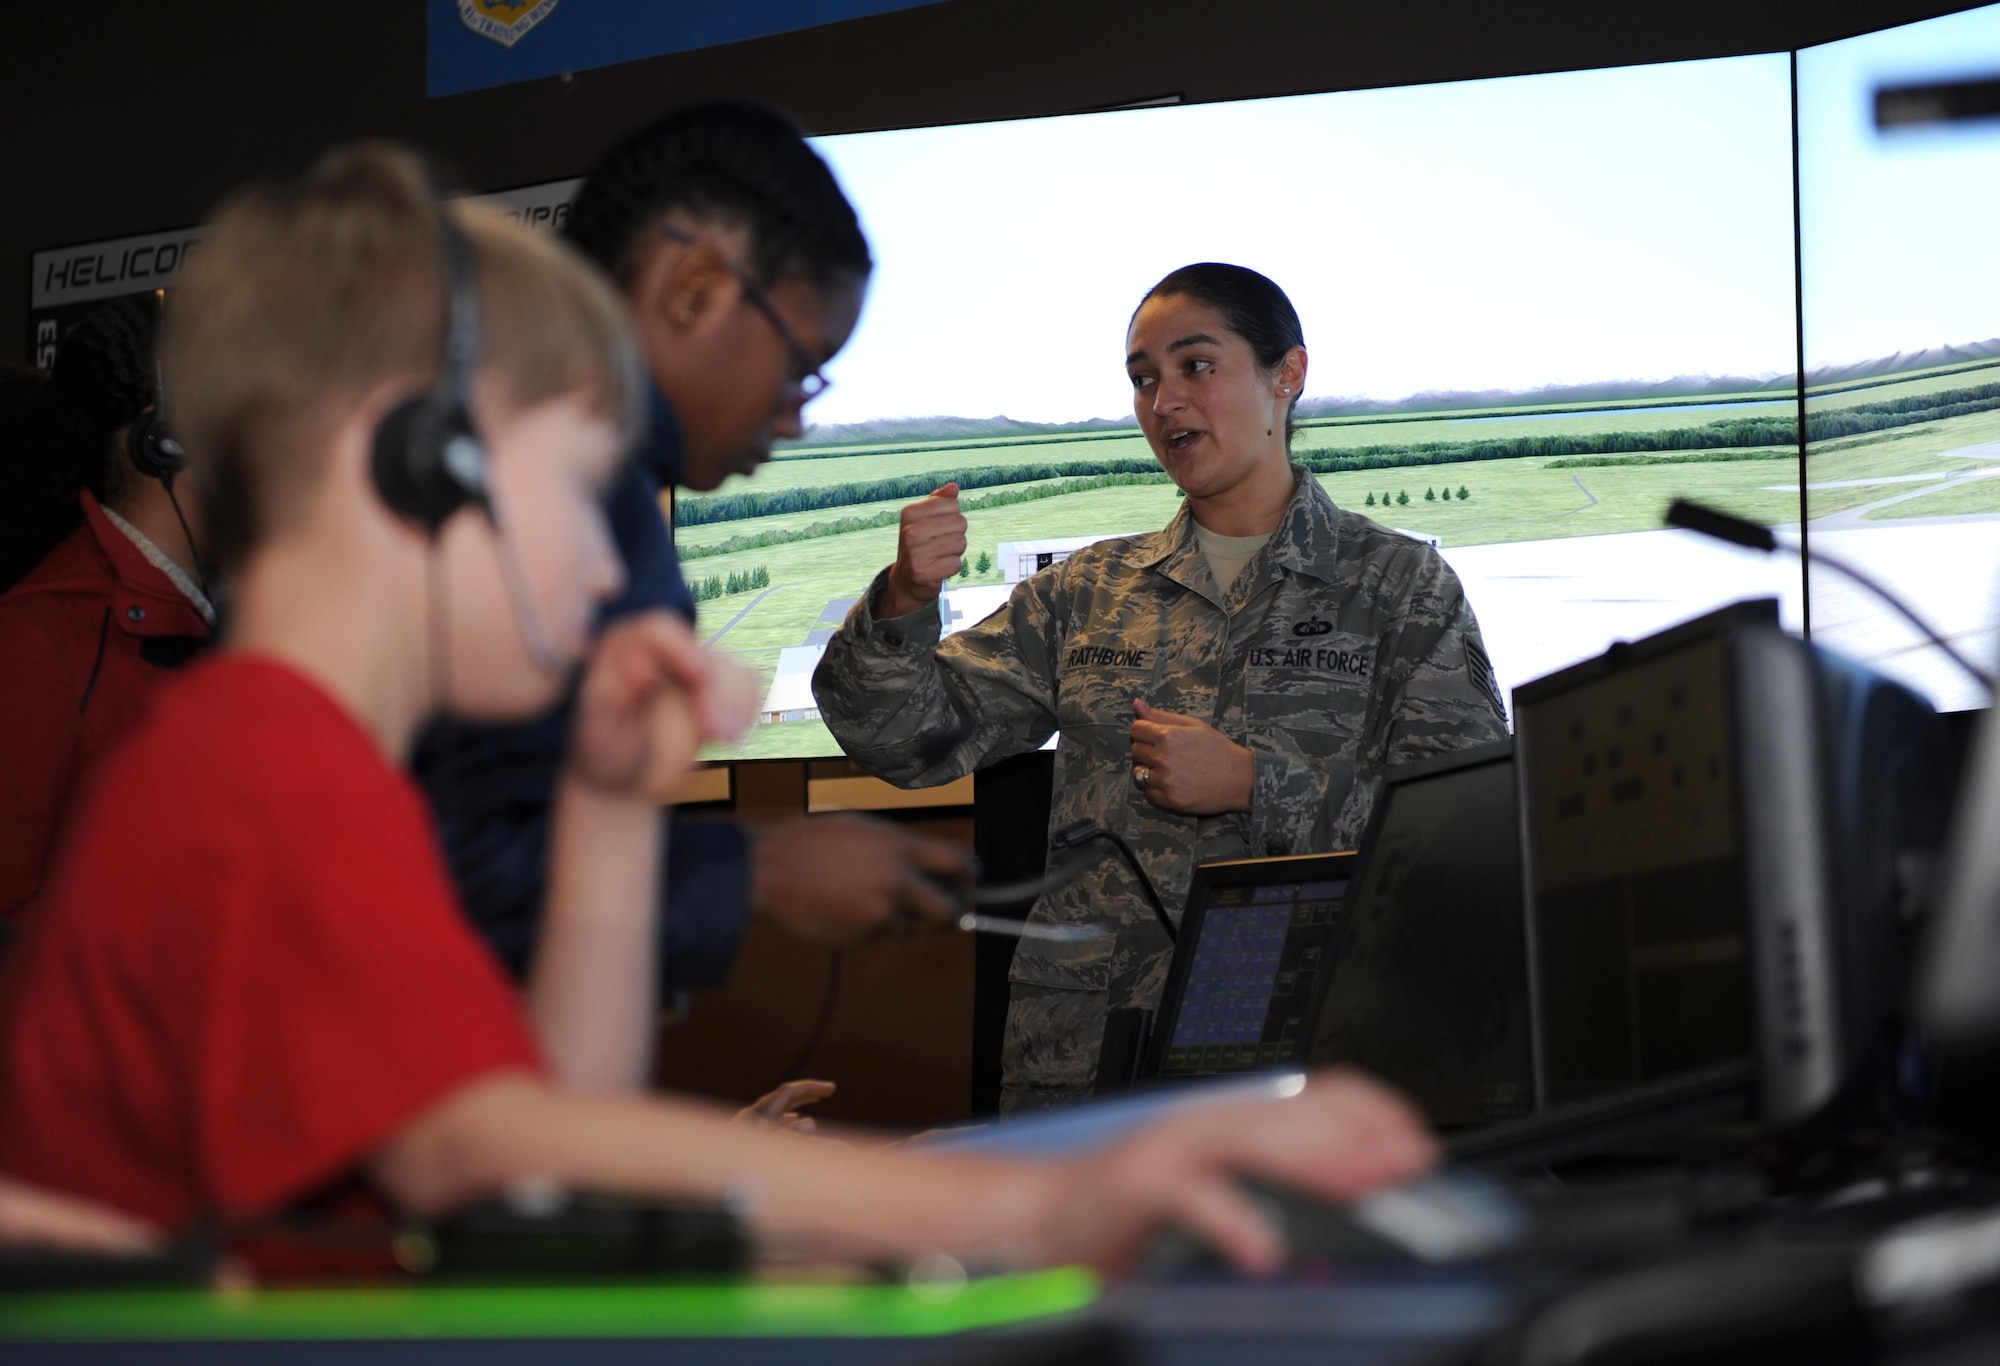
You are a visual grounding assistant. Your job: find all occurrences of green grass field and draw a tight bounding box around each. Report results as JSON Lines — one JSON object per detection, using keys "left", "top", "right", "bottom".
{"left": 694, "top": 365, "right": 2000, "bottom": 759}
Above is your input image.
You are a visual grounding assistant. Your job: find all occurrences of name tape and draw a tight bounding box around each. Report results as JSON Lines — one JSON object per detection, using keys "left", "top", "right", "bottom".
{"left": 1066, "top": 645, "right": 1151, "bottom": 669}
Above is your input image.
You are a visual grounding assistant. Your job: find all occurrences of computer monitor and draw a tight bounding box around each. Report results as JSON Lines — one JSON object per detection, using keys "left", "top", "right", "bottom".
{"left": 1917, "top": 690, "right": 2000, "bottom": 1062}
{"left": 1139, "top": 853, "right": 1358, "bottom": 1081}
{"left": 1517, "top": 599, "right": 1948, "bottom": 1133}
{"left": 1304, "top": 741, "right": 1534, "bottom": 1129}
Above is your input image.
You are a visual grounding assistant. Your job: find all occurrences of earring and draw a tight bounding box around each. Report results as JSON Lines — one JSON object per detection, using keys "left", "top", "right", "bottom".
{"left": 678, "top": 310, "right": 697, "bottom": 326}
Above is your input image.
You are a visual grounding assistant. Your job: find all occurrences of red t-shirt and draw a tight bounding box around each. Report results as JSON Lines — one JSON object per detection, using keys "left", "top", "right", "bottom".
{"left": 0, "top": 491, "right": 213, "bottom": 920}
{"left": 0, "top": 655, "right": 543, "bottom": 1230}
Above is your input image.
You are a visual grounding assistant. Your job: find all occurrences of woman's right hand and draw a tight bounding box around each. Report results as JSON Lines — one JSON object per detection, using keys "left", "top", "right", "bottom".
{"left": 879, "top": 483, "right": 967, "bottom": 620}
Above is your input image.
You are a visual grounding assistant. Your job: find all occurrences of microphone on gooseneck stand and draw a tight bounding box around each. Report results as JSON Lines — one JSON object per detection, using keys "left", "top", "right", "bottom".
{"left": 1664, "top": 499, "right": 1995, "bottom": 698}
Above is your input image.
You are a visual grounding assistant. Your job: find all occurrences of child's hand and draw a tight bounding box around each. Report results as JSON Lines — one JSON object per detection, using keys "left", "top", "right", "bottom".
{"left": 1033, "top": 1070, "right": 1436, "bottom": 1274}
{"left": 0, "top": 1175, "right": 162, "bottom": 1254}
{"left": 569, "top": 611, "right": 757, "bottom": 801}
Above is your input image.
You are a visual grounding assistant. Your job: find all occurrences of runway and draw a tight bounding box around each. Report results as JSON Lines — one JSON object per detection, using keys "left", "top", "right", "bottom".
{"left": 1443, "top": 514, "right": 2000, "bottom": 715}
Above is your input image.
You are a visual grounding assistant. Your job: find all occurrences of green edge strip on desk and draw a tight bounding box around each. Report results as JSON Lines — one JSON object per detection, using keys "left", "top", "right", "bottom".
{"left": 0, "top": 1268, "right": 1100, "bottom": 1342}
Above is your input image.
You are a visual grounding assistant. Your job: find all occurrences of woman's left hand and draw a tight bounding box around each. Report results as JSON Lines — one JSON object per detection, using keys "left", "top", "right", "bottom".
{"left": 1129, "top": 699, "right": 1254, "bottom": 816}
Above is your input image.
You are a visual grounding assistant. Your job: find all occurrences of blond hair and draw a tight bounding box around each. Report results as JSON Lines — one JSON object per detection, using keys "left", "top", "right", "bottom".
{"left": 161, "top": 142, "right": 643, "bottom": 573}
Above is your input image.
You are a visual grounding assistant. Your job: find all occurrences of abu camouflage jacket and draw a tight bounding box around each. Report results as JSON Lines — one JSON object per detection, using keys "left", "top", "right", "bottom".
{"left": 812, "top": 469, "right": 1509, "bottom": 1109}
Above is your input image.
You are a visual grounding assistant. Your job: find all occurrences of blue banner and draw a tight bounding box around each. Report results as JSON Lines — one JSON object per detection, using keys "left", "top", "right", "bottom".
{"left": 428, "top": 0, "right": 952, "bottom": 97}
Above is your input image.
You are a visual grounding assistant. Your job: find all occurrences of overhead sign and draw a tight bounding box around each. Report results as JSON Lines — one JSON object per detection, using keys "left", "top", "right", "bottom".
{"left": 32, "top": 227, "right": 204, "bottom": 314}
{"left": 426, "top": 0, "right": 953, "bottom": 97}
{"left": 26, "top": 178, "right": 580, "bottom": 364}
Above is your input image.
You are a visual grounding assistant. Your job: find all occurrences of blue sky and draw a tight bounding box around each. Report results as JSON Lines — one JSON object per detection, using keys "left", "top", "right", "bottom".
{"left": 1799, "top": 1, "right": 2000, "bottom": 370}
{"left": 806, "top": 54, "right": 1798, "bottom": 426}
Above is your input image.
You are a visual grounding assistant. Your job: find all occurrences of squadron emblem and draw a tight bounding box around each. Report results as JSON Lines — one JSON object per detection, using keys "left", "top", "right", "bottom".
{"left": 458, "top": 0, "right": 559, "bottom": 48}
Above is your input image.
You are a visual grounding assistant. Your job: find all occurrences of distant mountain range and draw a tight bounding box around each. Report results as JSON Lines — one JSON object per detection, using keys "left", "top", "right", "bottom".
{"left": 785, "top": 414, "right": 1137, "bottom": 446}
{"left": 1804, "top": 335, "right": 2000, "bottom": 388}
{"left": 1293, "top": 372, "right": 1797, "bottom": 418}
{"left": 783, "top": 339, "right": 2000, "bottom": 448}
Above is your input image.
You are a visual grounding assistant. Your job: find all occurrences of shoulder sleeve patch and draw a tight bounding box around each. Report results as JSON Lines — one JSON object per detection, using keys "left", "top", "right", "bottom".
{"left": 1466, "top": 637, "right": 1506, "bottom": 716}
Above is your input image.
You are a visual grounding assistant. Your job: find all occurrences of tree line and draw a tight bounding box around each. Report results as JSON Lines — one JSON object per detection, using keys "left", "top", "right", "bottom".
{"left": 1546, "top": 449, "right": 1793, "bottom": 470}
{"left": 678, "top": 380, "right": 2000, "bottom": 529}
{"left": 679, "top": 471, "right": 1169, "bottom": 562}
{"left": 692, "top": 565, "right": 771, "bottom": 602}
{"left": 675, "top": 458, "right": 1162, "bottom": 526}
{"left": 1297, "top": 381, "right": 2000, "bottom": 475}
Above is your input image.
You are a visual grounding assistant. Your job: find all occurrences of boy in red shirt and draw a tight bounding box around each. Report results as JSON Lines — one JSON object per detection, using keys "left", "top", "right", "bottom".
{"left": 0, "top": 144, "right": 1434, "bottom": 1272}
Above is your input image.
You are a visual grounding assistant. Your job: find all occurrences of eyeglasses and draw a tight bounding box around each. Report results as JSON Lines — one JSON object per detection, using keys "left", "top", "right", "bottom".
{"left": 657, "top": 225, "right": 831, "bottom": 402}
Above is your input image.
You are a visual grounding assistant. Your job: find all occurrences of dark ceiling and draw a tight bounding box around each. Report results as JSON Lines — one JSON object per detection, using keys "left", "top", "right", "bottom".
{"left": 1, "top": 0, "right": 1988, "bottom": 363}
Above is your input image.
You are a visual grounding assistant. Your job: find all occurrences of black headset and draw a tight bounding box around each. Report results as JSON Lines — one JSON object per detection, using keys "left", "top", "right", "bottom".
{"left": 126, "top": 406, "right": 185, "bottom": 485}
{"left": 368, "top": 201, "right": 492, "bottom": 535}
{"left": 128, "top": 296, "right": 186, "bottom": 486}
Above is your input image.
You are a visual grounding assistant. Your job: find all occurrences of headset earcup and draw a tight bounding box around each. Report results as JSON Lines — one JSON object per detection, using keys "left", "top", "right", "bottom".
{"left": 372, "top": 394, "right": 445, "bottom": 532}
{"left": 126, "top": 410, "right": 184, "bottom": 483}
{"left": 370, "top": 393, "right": 485, "bottom": 534}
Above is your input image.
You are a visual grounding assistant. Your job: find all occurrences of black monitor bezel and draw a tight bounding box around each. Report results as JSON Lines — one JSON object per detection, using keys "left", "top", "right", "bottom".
{"left": 1297, "top": 738, "right": 1521, "bottom": 1085}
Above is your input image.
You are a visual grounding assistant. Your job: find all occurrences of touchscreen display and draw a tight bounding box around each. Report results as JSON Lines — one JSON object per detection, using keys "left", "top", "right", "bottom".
{"left": 1159, "top": 878, "right": 1347, "bottom": 1075}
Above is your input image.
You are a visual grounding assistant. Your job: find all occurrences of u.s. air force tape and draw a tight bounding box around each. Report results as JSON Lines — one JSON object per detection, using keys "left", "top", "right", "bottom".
{"left": 1248, "top": 644, "right": 1372, "bottom": 678}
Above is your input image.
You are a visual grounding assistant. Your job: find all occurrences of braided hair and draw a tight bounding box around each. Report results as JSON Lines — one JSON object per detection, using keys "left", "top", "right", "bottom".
{"left": 0, "top": 364, "right": 71, "bottom": 592}
{"left": 0, "top": 297, "right": 163, "bottom": 591}
{"left": 51, "top": 294, "right": 163, "bottom": 507}
{"left": 565, "top": 100, "right": 871, "bottom": 289}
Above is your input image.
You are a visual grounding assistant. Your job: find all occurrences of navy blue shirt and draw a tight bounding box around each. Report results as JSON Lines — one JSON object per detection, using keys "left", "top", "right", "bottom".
{"left": 414, "top": 388, "right": 753, "bottom": 988}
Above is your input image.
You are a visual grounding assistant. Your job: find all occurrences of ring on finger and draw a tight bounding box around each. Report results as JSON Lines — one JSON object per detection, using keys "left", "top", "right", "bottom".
{"left": 1134, "top": 765, "right": 1151, "bottom": 791}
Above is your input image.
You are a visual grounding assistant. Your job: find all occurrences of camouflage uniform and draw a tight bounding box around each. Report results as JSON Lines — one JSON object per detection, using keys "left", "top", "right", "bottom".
{"left": 813, "top": 469, "right": 1509, "bottom": 1111}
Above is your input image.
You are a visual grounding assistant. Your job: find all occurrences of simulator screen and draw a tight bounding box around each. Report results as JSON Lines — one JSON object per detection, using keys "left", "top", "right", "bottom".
{"left": 1797, "top": 3, "right": 2000, "bottom": 714}
{"left": 688, "top": 55, "right": 1804, "bottom": 759}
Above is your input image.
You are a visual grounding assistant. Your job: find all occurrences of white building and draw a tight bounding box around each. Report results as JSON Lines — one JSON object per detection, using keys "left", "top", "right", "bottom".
{"left": 760, "top": 646, "right": 826, "bottom": 724}
{"left": 995, "top": 533, "right": 1142, "bottom": 583}
{"left": 757, "top": 585, "right": 1020, "bottom": 723}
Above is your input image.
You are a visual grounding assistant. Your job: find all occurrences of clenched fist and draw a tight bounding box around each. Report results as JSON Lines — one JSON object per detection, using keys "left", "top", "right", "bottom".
{"left": 878, "top": 483, "right": 967, "bottom": 620}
